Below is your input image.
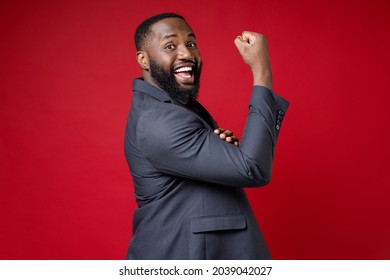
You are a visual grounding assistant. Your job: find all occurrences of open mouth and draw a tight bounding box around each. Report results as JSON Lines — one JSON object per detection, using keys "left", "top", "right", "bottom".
{"left": 174, "top": 66, "right": 194, "bottom": 84}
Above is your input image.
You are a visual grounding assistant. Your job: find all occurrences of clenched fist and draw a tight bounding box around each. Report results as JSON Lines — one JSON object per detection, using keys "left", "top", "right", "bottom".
{"left": 234, "top": 31, "right": 272, "bottom": 90}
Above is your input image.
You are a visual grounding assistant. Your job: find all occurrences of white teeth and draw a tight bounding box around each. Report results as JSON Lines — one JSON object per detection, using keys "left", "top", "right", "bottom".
{"left": 175, "top": 66, "right": 192, "bottom": 73}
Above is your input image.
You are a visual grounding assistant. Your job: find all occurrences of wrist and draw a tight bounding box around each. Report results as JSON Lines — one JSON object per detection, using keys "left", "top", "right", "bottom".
{"left": 253, "top": 70, "right": 272, "bottom": 90}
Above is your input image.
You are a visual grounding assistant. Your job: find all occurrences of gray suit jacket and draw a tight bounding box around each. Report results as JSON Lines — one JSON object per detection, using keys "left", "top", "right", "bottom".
{"left": 124, "top": 78, "right": 289, "bottom": 259}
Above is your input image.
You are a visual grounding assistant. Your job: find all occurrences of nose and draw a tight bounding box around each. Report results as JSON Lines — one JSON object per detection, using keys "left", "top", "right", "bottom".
{"left": 177, "top": 44, "right": 193, "bottom": 60}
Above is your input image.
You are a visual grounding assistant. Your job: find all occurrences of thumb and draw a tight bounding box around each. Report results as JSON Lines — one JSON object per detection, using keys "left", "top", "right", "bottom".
{"left": 234, "top": 36, "right": 247, "bottom": 51}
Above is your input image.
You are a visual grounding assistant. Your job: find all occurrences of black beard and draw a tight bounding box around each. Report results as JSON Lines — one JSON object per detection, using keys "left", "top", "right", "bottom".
{"left": 149, "top": 59, "right": 201, "bottom": 104}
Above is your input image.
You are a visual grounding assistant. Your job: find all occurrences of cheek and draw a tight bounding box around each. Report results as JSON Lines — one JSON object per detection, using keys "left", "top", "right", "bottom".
{"left": 150, "top": 51, "right": 175, "bottom": 67}
{"left": 161, "top": 55, "right": 177, "bottom": 69}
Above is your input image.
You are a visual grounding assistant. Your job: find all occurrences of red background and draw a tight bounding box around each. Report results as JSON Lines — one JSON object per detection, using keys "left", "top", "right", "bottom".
{"left": 1, "top": 0, "right": 389, "bottom": 259}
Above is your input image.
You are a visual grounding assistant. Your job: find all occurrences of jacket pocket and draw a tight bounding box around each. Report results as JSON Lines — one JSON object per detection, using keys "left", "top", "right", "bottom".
{"left": 190, "top": 214, "right": 247, "bottom": 233}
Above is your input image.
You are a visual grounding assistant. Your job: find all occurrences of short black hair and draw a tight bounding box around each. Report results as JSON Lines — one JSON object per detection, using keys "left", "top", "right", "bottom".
{"left": 134, "top": 13, "right": 185, "bottom": 51}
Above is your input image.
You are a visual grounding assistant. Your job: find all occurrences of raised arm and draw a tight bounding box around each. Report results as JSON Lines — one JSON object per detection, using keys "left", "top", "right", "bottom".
{"left": 234, "top": 31, "right": 272, "bottom": 89}
{"left": 136, "top": 32, "right": 288, "bottom": 188}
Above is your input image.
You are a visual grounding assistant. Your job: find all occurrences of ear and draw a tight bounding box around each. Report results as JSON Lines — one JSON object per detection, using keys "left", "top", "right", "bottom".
{"left": 136, "top": 51, "right": 149, "bottom": 71}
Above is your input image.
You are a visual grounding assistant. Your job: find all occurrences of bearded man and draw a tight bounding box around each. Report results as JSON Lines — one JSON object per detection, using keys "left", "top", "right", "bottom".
{"left": 124, "top": 13, "right": 289, "bottom": 259}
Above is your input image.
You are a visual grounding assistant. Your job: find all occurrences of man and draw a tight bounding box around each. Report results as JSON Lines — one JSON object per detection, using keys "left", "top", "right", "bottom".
{"left": 124, "top": 13, "right": 288, "bottom": 259}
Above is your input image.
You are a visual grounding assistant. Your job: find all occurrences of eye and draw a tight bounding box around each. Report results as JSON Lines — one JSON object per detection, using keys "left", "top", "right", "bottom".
{"left": 164, "top": 44, "right": 176, "bottom": 50}
{"left": 187, "top": 42, "right": 197, "bottom": 49}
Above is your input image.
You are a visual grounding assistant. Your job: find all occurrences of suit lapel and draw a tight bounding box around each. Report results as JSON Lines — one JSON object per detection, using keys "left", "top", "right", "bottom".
{"left": 133, "top": 78, "right": 218, "bottom": 130}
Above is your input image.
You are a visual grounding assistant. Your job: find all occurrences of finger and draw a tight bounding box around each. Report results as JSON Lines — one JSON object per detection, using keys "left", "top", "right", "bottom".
{"left": 237, "top": 32, "right": 266, "bottom": 46}
{"left": 226, "top": 136, "right": 238, "bottom": 142}
{"left": 234, "top": 33, "right": 253, "bottom": 55}
{"left": 241, "top": 32, "right": 252, "bottom": 44}
{"left": 235, "top": 35, "right": 247, "bottom": 43}
{"left": 234, "top": 36, "right": 247, "bottom": 50}
{"left": 214, "top": 128, "right": 224, "bottom": 134}
{"left": 237, "top": 31, "right": 255, "bottom": 44}
{"left": 223, "top": 130, "right": 233, "bottom": 136}
{"left": 243, "top": 31, "right": 260, "bottom": 44}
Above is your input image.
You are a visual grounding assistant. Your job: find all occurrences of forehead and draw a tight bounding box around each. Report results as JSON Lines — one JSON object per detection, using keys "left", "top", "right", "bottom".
{"left": 149, "top": 18, "right": 195, "bottom": 40}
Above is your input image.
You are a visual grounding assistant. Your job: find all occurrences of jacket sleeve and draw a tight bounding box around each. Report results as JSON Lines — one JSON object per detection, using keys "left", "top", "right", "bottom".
{"left": 136, "top": 86, "right": 289, "bottom": 187}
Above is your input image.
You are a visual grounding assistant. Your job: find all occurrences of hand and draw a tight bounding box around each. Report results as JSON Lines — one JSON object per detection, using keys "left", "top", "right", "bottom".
{"left": 214, "top": 128, "right": 240, "bottom": 146}
{"left": 234, "top": 31, "right": 272, "bottom": 89}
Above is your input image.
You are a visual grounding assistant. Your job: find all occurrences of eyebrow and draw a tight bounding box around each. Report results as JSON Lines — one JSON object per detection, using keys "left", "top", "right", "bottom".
{"left": 162, "top": 32, "right": 196, "bottom": 40}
